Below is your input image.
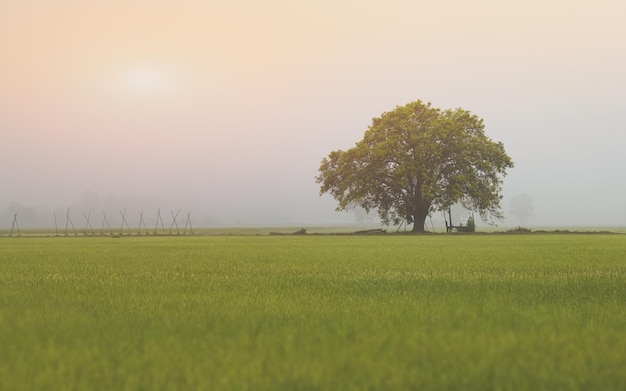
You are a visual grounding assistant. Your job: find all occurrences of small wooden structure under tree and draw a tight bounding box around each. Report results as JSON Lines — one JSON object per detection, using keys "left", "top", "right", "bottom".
{"left": 445, "top": 208, "right": 475, "bottom": 233}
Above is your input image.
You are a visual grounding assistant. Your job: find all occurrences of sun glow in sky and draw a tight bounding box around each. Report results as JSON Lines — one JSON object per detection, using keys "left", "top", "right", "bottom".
{"left": 1, "top": 0, "right": 626, "bottom": 227}
{"left": 123, "top": 69, "right": 167, "bottom": 93}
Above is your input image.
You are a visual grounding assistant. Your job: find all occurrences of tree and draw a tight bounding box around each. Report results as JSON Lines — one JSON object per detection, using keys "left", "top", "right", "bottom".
{"left": 316, "top": 100, "right": 514, "bottom": 233}
{"left": 3, "top": 201, "right": 39, "bottom": 228}
{"left": 509, "top": 193, "right": 534, "bottom": 226}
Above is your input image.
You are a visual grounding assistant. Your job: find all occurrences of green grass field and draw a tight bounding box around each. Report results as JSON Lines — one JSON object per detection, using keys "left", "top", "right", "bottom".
{"left": 1, "top": 234, "right": 625, "bottom": 390}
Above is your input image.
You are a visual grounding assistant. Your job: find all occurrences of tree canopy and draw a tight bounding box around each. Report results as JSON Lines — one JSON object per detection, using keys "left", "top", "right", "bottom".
{"left": 316, "top": 100, "right": 514, "bottom": 233}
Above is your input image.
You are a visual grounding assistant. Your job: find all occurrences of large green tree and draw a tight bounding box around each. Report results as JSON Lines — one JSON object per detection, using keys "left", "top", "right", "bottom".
{"left": 316, "top": 100, "right": 514, "bottom": 233}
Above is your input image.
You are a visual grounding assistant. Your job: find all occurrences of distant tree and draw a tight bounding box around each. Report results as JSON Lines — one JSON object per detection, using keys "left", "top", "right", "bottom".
{"left": 316, "top": 100, "right": 514, "bottom": 233}
{"left": 3, "top": 202, "right": 39, "bottom": 227}
{"left": 352, "top": 206, "right": 375, "bottom": 225}
{"left": 509, "top": 193, "right": 534, "bottom": 226}
{"left": 80, "top": 190, "right": 101, "bottom": 211}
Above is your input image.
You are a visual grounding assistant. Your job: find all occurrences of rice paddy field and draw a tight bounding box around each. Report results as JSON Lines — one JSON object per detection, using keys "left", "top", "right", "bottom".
{"left": 1, "top": 234, "right": 625, "bottom": 390}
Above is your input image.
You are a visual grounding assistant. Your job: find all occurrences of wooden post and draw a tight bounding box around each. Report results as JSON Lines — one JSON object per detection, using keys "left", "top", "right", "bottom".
{"left": 169, "top": 209, "right": 181, "bottom": 235}
{"left": 66, "top": 209, "right": 77, "bottom": 236}
{"left": 83, "top": 211, "right": 95, "bottom": 236}
{"left": 138, "top": 210, "right": 148, "bottom": 235}
{"left": 154, "top": 209, "right": 166, "bottom": 235}
{"left": 53, "top": 211, "right": 59, "bottom": 236}
{"left": 10, "top": 213, "right": 20, "bottom": 237}
{"left": 183, "top": 212, "right": 193, "bottom": 235}
{"left": 65, "top": 208, "right": 69, "bottom": 236}
{"left": 120, "top": 209, "right": 131, "bottom": 235}
{"left": 101, "top": 212, "right": 113, "bottom": 236}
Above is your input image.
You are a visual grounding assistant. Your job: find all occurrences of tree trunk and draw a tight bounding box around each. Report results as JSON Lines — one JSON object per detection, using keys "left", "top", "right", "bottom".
{"left": 411, "top": 209, "right": 428, "bottom": 233}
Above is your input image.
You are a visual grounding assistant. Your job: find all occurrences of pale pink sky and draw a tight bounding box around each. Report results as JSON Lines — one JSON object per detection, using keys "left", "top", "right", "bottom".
{"left": 2, "top": 0, "right": 625, "bottom": 227}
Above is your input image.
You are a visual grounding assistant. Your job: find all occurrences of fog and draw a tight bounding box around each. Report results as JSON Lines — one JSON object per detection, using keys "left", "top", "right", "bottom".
{"left": 2, "top": 0, "right": 625, "bottom": 229}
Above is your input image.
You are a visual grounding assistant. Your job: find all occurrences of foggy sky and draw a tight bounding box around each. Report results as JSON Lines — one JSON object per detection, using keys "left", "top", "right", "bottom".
{"left": 2, "top": 0, "right": 625, "bottom": 228}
